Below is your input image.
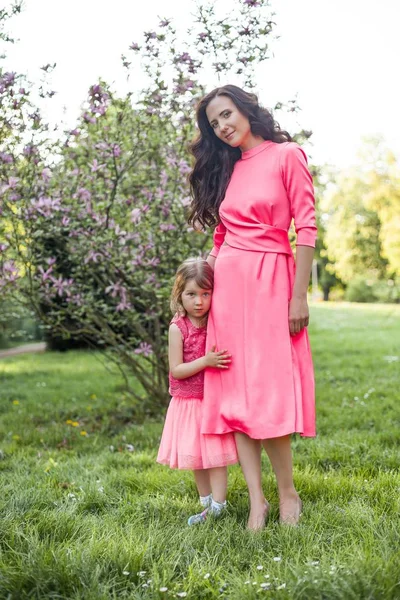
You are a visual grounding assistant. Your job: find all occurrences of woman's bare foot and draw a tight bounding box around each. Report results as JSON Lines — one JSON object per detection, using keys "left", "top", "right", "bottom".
{"left": 279, "top": 494, "right": 302, "bottom": 526}
{"left": 247, "top": 500, "right": 270, "bottom": 531}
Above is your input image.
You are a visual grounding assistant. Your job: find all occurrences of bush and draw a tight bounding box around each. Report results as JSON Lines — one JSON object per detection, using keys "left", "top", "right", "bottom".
{"left": 345, "top": 277, "right": 400, "bottom": 303}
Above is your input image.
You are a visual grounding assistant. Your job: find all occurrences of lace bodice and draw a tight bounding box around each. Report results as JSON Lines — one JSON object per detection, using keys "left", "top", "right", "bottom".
{"left": 169, "top": 314, "right": 206, "bottom": 399}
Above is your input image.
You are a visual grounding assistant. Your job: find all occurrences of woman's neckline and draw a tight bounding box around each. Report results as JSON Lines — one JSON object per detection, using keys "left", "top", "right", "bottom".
{"left": 241, "top": 139, "right": 273, "bottom": 160}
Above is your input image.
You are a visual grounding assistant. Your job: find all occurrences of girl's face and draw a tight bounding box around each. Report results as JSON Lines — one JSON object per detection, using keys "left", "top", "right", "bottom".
{"left": 181, "top": 279, "right": 212, "bottom": 320}
{"left": 205, "top": 95, "right": 252, "bottom": 151}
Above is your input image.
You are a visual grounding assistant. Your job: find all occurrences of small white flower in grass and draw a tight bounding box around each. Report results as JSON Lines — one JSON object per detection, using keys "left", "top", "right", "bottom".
{"left": 137, "top": 571, "right": 146, "bottom": 577}
{"left": 384, "top": 355, "right": 398, "bottom": 363}
{"left": 159, "top": 587, "right": 168, "bottom": 592}
{"left": 260, "top": 582, "right": 271, "bottom": 589}
{"left": 257, "top": 565, "right": 263, "bottom": 570}
{"left": 122, "top": 571, "right": 129, "bottom": 576}
{"left": 204, "top": 573, "right": 210, "bottom": 579}
{"left": 126, "top": 444, "right": 135, "bottom": 452}
{"left": 273, "top": 557, "right": 282, "bottom": 562}
{"left": 264, "top": 575, "right": 270, "bottom": 579}
{"left": 142, "top": 583, "right": 149, "bottom": 588}
{"left": 244, "top": 581, "right": 250, "bottom": 585}
{"left": 277, "top": 583, "right": 286, "bottom": 590}
{"left": 98, "top": 486, "right": 104, "bottom": 493}
{"left": 177, "top": 593, "right": 187, "bottom": 598}
{"left": 309, "top": 561, "right": 319, "bottom": 566}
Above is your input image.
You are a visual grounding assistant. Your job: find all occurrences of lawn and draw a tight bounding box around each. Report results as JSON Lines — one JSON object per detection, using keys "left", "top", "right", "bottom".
{"left": 0, "top": 303, "right": 399, "bottom": 599}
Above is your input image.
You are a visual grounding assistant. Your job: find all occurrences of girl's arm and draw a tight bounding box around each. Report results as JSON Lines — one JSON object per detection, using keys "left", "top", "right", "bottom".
{"left": 169, "top": 324, "right": 231, "bottom": 379}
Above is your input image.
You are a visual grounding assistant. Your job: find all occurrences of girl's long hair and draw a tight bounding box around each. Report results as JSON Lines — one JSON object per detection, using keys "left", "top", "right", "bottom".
{"left": 188, "top": 85, "right": 291, "bottom": 229}
{"left": 170, "top": 258, "right": 214, "bottom": 316}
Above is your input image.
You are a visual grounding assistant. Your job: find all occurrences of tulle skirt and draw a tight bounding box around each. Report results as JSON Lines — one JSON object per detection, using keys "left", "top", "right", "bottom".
{"left": 157, "top": 396, "right": 238, "bottom": 470}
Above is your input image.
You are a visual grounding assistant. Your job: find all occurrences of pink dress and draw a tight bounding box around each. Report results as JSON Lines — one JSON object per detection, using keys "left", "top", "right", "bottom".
{"left": 157, "top": 315, "right": 238, "bottom": 469}
{"left": 201, "top": 140, "right": 317, "bottom": 440}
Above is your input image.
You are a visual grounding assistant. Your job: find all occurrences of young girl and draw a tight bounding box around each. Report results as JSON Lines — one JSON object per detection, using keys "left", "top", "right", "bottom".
{"left": 157, "top": 258, "right": 238, "bottom": 525}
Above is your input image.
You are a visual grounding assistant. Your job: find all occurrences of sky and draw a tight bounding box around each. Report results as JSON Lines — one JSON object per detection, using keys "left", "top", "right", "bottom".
{"left": 4, "top": 0, "right": 400, "bottom": 169}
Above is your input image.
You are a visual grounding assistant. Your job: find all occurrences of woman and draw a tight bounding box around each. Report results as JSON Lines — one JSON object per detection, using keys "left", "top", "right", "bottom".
{"left": 188, "top": 85, "right": 317, "bottom": 530}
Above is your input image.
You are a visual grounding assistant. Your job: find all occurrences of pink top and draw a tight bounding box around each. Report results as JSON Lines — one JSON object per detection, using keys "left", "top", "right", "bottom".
{"left": 210, "top": 141, "right": 317, "bottom": 257}
{"left": 169, "top": 314, "right": 207, "bottom": 399}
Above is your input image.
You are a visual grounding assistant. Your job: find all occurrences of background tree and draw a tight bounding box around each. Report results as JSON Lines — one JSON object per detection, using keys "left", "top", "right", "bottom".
{"left": 321, "top": 136, "right": 399, "bottom": 302}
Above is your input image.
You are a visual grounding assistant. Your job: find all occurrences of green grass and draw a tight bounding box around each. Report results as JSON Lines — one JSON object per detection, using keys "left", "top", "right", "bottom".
{"left": 0, "top": 303, "right": 399, "bottom": 599}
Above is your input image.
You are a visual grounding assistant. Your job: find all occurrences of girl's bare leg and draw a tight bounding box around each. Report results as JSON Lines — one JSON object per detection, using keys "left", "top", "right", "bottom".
{"left": 193, "top": 469, "right": 211, "bottom": 497}
{"left": 209, "top": 466, "right": 228, "bottom": 504}
{"left": 262, "top": 435, "right": 302, "bottom": 525}
{"left": 235, "top": 432, "right": 269, "bottom": 530}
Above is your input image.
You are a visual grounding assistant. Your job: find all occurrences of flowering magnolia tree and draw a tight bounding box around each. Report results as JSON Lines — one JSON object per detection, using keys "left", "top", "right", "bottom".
{"left": 0, "top": 0, "right": 303, "bottom": 411}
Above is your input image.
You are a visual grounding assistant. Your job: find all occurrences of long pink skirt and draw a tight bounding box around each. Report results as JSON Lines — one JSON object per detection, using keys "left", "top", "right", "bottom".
{"left": 157, "top": 396, "right": 238, "bottom": 470}
{"left": 202, "top": 245, "right": 316, "bottom": 439}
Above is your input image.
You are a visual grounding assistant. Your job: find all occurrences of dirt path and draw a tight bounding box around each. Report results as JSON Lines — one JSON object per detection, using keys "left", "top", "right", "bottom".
{"left": 0, "top": 342, "right": 46, "bottom": 359}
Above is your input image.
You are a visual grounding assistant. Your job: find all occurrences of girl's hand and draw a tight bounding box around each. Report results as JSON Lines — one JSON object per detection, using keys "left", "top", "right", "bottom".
{"left": 205, "top": 345, "right": 231, "bottom": 368}
{"left": 289, "top": 296, "right": 309, "bottom": 336}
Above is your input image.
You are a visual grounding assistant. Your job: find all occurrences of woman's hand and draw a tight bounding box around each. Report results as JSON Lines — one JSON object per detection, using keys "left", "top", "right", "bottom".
{"left": 288, "top": 295, "right": 309, "bottom": 336}
{"left": 205, "top": 346, "right": 231, "bottom": 368}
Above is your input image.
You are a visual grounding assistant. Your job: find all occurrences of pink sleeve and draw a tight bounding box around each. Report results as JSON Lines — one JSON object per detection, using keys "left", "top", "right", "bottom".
{"left": 280, "top": 143, "right": 317, "bottom": 247}
{"left": 209, "top": 221, "right": 227, "bottom": 258}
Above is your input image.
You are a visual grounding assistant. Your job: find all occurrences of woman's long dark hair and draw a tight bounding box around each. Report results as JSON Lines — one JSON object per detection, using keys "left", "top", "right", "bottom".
{"left": 188, "top": 85, "right": 291, "bottom": 229}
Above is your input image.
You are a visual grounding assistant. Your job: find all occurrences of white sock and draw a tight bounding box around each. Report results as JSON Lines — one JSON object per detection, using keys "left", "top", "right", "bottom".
{"left": 199, "top": 493, "right": 212, "bottom": 507}
{"left": 210, "top": 499, "right": 226, "bottom": 514}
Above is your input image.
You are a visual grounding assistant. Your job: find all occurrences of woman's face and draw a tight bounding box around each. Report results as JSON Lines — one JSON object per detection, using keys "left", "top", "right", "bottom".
{"left": 205, "top": 95, "right": 251, "bottom": 150}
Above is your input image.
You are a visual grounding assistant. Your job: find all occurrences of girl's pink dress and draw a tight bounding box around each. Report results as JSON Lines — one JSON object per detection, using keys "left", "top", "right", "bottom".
{"left": 157, "top": 315, "right": 238, "bottom": 470}
{"left": 201, "top": 141, "right": 317, "bottom": 440}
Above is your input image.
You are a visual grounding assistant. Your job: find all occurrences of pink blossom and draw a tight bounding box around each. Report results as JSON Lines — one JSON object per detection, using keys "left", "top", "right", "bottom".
{"left": 160, "top": 223, "right": 176, "bottom": 232}
{"left": 38, "top": 265, "right": 53, "bottom": 281}
{"left": 105, "top": 281, "right": 124, "bottom": 298}
{"left": 77, "top": 188, "right": 91, "bottom": 201}
{"left": 31, "top": 196, "right": 61, "bottom": 217}
{"left": 112, "top": 144, "right": 121, "bottom": 157}
{"left": 84, "top": 250, "right": 102, "bottom": 264}
{"left": 147, "top": 257, "right": 160, "bottom": 267}
{"left": 6, "top": 177, "right": 20, "bottom": 189}
{"left": 91, "top": 159, "right": 105, "bottom": 172}
{"left": 0, "top": 152, "right": 13, "bottom": 163}
{"left": 41, "top": 168, "right": 52, "bottom": 181}
{"left": 116, "top": 300, "right": 132, "bottom": 312}
{"left": 134, "top": 342, "right": 153, "bottom": 357}
{"left": 130, "top": 208, "right": 141, "bottom": 224}
{"left": 0, "top": 260, "right": 19, "bottom": 287}
{"left": 178, "top": 159, "right": 191, "bottom": 174}
{"left": 160, "top": 170, "right": 168, "bottom": 187}
{"left": 71, "top": 293, "right": 84, "bottom": 306}
{"left": 23, "top": 144, "right": 37, "bottom": 156}
{"left": 83, "top": 112, "right": 96, "bottom": 125}
{"left": 50, "top": 275, "right": 73, "bottom": 297}
{"left": 129, "top": 42, "right": 140, "bottom": 50}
